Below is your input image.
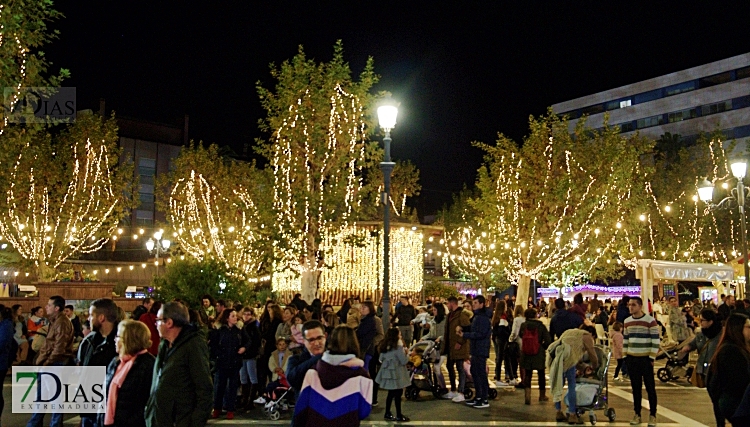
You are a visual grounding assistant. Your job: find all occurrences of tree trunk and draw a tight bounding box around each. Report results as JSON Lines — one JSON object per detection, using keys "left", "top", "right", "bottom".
{"left": 300, "top": 270, "right": 317, "bottom": 304}
{"left": 515, "top": 275, "right": 531, "bottom": 309}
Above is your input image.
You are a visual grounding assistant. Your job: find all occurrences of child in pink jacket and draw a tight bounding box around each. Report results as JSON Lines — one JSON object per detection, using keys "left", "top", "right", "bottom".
{"left": 609, "top": 322, "right": 624, "bottom": 380}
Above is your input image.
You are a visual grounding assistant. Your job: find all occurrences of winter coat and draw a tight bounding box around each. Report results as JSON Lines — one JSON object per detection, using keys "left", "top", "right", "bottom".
{"left": 139, "top": 312, "right": 161, "bottom": 356}
{"left": 462, "top": 308, "right": 492, "bottom": 358}
{"left": 276, "top": 321, "right": 293, "bottom": 342}
{"left": 209, "top": 324, "right": 249, "bottom": 371}
{"left": 98, "top": 352, "right": 155, "bottom": 427}
{"left": 549, "top": 308, "right": 583, "bottom": 340}
{"left": 708, "top": 343, "right": 750, "bottom": 423}
{"left": 356, "top": 313, "right": 378, "bottom": 357}
{"left": 443, "top": 307, "right": 471, "bottom": 360}
{"left": 261, "top": 318, "right": 282, "bottom": 358}
{"left": 242, "top": 321, "right": 261, "bottom": 359}
{"left": 519, "top": 319, "right": 551, "bottom": 370}
{"left": 394, "top": 304, "right": 417, "bottom": 327}
{"left": 131, "top": 304, "right": 148, "bottom": 322}
{"left": 0, "top": 319, "right": 13, "bottom": 371}
{"left": 36, "top": 311, "right": 74, "bottom": 366}
{"left": 293, "top": 352, "right": 372, "bottom": 427}
{"left": 609, "top": 330, "right": 623, "bottom": 360}
{"left": 286, "top": 347, "right": 323, "bottom": 391}
{"left": 77, "top": 328, "right": 118, "bottom": 368}
{"left": 685, "top": 320, "right": 722, "bottom": 375}
{"left": 347, "top": 305, "right": 362, "bottom": 329}
{"left": 268, "top": 349, "right": 291, "bottom": 381}
{"left": 668, "top": 305, "right": 689, "bottom": 342}
{"left": 376, "top": 346, "right": 410, "bottom": 390}
{"left": 569, "top": 303, "right": 587, "bottom": 321}
{"left": 145, "top": 325, "right": 213, "bottom": 427}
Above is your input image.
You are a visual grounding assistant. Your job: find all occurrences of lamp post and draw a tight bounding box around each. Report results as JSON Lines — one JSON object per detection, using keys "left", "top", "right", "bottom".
{"left": 377, "top": 101, "right": 398, "bottom": 332}
{"left": 698, "top": 158, "right": 750, "bottom": 296}
{"left": 146, "top": 229, "right": 171, "bottom": 276}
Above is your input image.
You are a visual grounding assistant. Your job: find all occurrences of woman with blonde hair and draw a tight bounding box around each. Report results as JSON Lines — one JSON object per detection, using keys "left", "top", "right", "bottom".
{"left": 506, "top": 304, "right": 526, "bottom": 385}
{"left": 100, "top": 320, "right": 155, "bottom": 427}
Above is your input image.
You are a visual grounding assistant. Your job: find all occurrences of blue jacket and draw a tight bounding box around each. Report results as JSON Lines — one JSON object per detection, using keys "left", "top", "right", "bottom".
{"left": 462, "top": 308, "right": 491, "bottom": 358}
{"left": 0, "top": 319, "right": 12, "bottom": 371}
{"left": 549, "top": 308, "right": 583, "bottom": 340}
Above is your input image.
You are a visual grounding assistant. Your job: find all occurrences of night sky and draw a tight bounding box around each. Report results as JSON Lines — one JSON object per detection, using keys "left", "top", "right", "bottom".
{"left": 46, "top": 1, "right": 750, "bottom": 217}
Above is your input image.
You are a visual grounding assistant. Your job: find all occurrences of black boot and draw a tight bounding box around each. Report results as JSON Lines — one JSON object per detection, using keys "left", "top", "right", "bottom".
{"left": 239, "top": 384, "right": 250, "bottom": 409}
{"left": 246, "top": 384, "right": 258, "bottom": 411}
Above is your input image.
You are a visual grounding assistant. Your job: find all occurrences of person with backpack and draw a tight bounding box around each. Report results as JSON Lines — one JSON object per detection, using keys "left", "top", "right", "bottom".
{"left": 456, "top": 295, "right": 492, "bottom": 409}
{"left": 519, "top": 307, "right": 551, "bottom": 404}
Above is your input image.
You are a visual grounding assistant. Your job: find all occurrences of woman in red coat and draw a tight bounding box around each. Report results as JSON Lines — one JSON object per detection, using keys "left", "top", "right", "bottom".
{"left": 138, "top": 301, "right": 162, "bottom": 355}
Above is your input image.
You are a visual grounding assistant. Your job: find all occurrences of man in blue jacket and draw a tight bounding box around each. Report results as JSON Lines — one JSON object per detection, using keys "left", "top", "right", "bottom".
{"left": 549, "top": 298, "right": 583, "bottom": 340}
{"left": 457, "top": 295, "right": 492, "bottom": 409}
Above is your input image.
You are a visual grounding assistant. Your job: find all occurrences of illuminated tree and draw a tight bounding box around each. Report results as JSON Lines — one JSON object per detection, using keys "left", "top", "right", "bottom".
{"left": 471, "top": 111, "right": 652, "bottom": 304}
{"left": 0, "top": 113, "right": 135, "bottom": 280}
{"left": 0, "top": 0, "right": 68, "bottom": 133}
{"left": 255, "top": 42, "right": 380, "bottom": 302}
{"left": 164, "top": 143, "right": 273, "bottom": 280}
{"left": 364, "top": 160, "right": 422, "bottom": 222}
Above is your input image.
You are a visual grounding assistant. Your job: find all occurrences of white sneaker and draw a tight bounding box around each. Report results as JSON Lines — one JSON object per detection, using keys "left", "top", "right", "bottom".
{"left": 452, "top": 393, "right": 466, "bottom": 403}
{"left": 254, "top": 396, "right": 266, "bottom": 404}
{"left": 495, "top": 381, "right": 509, "bottom": 387}
{"left": 442, "top": 391, "right": 457, "bottom": 399}
{"left": 508, "top": 379, "right": 517, "bottom": 386}
{"left": 648, "top": 415, "right": 657, "bottom": 427}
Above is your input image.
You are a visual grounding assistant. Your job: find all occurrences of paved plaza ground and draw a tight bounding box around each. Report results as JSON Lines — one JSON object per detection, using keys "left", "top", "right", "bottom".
{"left": 3, "top": 352, "right": 717, "bottom": 426}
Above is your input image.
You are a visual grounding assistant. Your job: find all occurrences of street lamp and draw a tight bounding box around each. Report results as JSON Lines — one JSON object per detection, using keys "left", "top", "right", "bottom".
{"left": 377, "top": 100, "right": 398, "bottom": 331}
{"left": 146, "top": 229, "right": 171, "bottom": 275}
{"left": 698, "top": 158, "right": 750, "bottom": 296}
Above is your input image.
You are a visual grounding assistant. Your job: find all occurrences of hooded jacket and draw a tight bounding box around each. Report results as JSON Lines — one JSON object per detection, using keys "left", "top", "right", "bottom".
{"left": 145, "top": 325, "right": 213, "bottom": 427}
{"left": 687, "top": 319, "right": 722, "bottom": 375}
{"left": 293, "top": 352, "right": 372, "bottom": 427}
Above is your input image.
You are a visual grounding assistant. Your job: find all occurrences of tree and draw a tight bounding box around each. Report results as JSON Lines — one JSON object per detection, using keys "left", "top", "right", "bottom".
{"left": 150, "top": 258, "right": 254, "bottom": 309}
{"left": 422, "top": 279, "right": 459, "bottom": 300}
{"left": 255, "top": 42, "right": 380, "bottom": 302}
{"left": 362, "top": 160, "right": 422, "bottom": 222}
{"left": 0, "top": 0, "right": 69, "bottom": 133}
{"left": 471, "top": 111, "right": 653, "bottom": 305}
{"left": 163, "top": 142, "right": 273, "bottom": 280}
{"left": 0, "top": 113, "right": 136, "bottom": 280}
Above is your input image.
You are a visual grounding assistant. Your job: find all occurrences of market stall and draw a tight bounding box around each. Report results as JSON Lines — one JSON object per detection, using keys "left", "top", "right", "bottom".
{"left": 636, "top": 259, "right": 736, "bottom": 307}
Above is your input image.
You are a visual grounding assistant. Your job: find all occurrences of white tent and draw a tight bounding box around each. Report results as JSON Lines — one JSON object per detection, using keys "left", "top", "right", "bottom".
{"left": 636, "top": 259, "right": 735, "bottom": 305}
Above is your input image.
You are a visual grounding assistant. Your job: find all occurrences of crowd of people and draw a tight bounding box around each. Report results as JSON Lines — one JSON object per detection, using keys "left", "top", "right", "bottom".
{"left": 0, "top": 289, "right": 748, "bottom": 427}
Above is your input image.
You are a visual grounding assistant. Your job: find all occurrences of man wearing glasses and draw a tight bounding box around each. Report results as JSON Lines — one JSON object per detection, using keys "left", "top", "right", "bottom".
{"left": 622, "top": 297, "right": 660, "bottom": 427}
{"left": 286, "top": 320, "right": 327, "bottom": 392}
{"left": 144, "top": 302, "right": 212, "bottom": 427}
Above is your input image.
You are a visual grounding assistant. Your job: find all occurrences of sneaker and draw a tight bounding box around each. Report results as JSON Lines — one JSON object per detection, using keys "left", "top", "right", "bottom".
{"left": 495, "top": 380, "right": 509, "bottom": 387}
{"left": 452, "top": 393, "right": 466, "bottom": 403}
{"left": 226, "top": 412, "right": 234, "bottom": 420}
{"left": 211, "top": 409, "right": 221, "bottom": 419}
{"left": 395, "top": 415, "right": 411, "bottom": 422}
{"left": 464, "top": 398, "right": 479, "bottom": 406}
{"left": 630, "top": 414, "right": 641, "bottom": 425}
{"left": 384, "top": 413, "right": 396, "bottom": 421}
{"left": 442, "top": 391, "right": 458, "bottom": 399}
{"left": 555, "top": 410, "right": 567, "bottom": 422}
{"left": 648, "top": 415, "right": 657, "bottom": 427}
{"left": 507, "top": 378, "right": 517, "bottom": 386}
{"left": 473, "top": 400, "right": 489, "bottom": 409}
{"left": 253, "top": 396, "right": 266, "bottom": 404}
{"left": 613, "top": 376, "right": 620, "bottom": 381}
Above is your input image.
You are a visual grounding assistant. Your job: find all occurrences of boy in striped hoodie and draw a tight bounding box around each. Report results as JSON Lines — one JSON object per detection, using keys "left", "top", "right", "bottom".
{"left": 623, "top": 296, "right": 660, "bottom": 427}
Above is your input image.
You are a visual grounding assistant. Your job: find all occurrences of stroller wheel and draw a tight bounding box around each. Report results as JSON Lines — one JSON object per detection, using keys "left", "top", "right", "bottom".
{"left": 605, "top": 408, "right": 616, "bottom": 422}
{"left": 464, "top": 388, "right": 474, "bottom": 400}
{"left": 657, "top": 367, "right": 671, "bottom": 383}
{"left": 488, "top": 388, "right": 498, "bottom": 399}
{"left": 409, "top": 388, "right": 420, "bottom": 400}
{"left": 269, "top": 410, "right": 280, "bottom": 420}
{"left": 590, "top": 414, "right": 597, "bottom": 425}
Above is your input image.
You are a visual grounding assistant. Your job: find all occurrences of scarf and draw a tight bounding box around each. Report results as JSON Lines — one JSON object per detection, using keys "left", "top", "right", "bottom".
{"left": 104, "top": 350, "right": 148, "bottom": 425}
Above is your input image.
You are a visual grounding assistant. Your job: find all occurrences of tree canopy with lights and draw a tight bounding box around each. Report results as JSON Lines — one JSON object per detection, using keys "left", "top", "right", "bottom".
{"left": 0, "top": 113, "right": 136, "bottom": 280}
{"left": 469, "top": 112, "right": 653, "bottom": 303}
{"left": 164, "top": 143, "right": 273, "bottom": 280}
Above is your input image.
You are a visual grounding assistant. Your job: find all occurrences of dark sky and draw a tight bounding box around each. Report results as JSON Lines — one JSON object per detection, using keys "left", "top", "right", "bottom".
{"left": 46, "top": 1, "right": 750, "bottom": 217}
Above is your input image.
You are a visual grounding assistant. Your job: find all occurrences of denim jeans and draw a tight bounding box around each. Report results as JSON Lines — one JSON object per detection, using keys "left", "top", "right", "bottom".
{"left": 447, "top": 358, "right": 466, "bottom": 393}
{"left": 214, "top": 368, "right": 240, "bottom": 411}
{"left": 27, "top": 362, "right": 65, "bottom": 427}
{"left": 470, "top": 355, "right": 488, "bottom": 400}
{"left": 554, "top": 366, "right": 577, "bottom": 414}
{"left": 239, "top": 359, "right": 258, "bottom": 385}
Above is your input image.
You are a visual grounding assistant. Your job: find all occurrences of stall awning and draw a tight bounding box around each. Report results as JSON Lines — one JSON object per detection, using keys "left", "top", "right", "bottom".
{"left": 636, "top": 259, "right": 734, "bottom": 282}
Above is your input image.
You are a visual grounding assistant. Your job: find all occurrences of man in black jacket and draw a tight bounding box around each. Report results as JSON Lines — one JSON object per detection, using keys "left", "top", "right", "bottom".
{"left": 457, "top": 295, "right": 492, "bottom": 409}
{"left": 64, "top": 304, "right": 83, "bottom": 339}
{"left": 131, "top": 297, "right": 153, "bottom": 321}
{"left": 78, "top": 298, "right": 119, "bottom": 427}
{"left": 393, "top": 296, "right": 417, "bottom": 345}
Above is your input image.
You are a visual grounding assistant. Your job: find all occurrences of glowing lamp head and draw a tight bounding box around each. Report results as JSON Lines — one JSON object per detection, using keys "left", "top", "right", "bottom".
{"left": 154, "top": 230, "right": 163, "bottom": 241}
{"left": 162, "top": 239, "right": 171, "bottom": 250}
{"left": 377, "top": 104, "right": 398, "bottom": 132}
{"left": 731, "top": 159, "right": 747, "bottom": 179}
{"left": 146, "top": 238, "right": 155, "bottom": 252}
{"left": 697, "top": 178, "right": 714, "bottom": 202}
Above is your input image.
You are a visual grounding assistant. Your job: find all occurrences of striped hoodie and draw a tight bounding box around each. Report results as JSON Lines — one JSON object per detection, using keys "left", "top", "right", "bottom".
{"left": 622, "top": 312, "right": 660, "bottom": 359}
{"left": 293, "top": 352, "right": 372, "bottom": 427}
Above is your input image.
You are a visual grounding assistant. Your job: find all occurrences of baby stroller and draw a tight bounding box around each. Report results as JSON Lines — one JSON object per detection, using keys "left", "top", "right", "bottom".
{"left": 655, "top": 340, "right": 691, "bottom": 382}
{"left": 404, "top": 339, "right": 443, "bottom": 400}
{"left": 462, "top": 358, "right": 499, "bottom": 400}
{"left": 263, "top": 373, "right": 293, "bottom": 421}
{"left": 569, "top": 345, "right": 616, "bottom": 425}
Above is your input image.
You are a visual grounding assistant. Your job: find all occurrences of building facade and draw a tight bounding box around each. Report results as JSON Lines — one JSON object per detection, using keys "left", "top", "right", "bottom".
{"left": 551, "top": 52, "right": 750, "bottom": 147}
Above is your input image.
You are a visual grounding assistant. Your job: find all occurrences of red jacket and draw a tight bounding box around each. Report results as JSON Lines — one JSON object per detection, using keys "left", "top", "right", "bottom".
{"left": 138, "top": 312, "right": 160, "bottom": 355}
